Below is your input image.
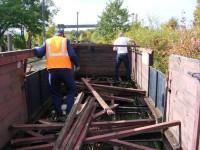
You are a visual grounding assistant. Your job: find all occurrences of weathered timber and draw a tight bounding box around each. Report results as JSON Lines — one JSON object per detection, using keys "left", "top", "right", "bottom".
{"left": 81, "top": 78, "right": 114, "bottom": 114}
{"left": 90, "top": 119, "right": 155, "bottom": 127}
{"left": 93, "top": 104, "right": 119, "bottom": 119}
{"left": 53, "top": 92, "right": 85, "bottom": 150}
{"left": 107, "top": 139, "right": 156, "bottom": 150}
{"left": 84, "top": 120, "right": 181, "bottom": 143}
{"left": 11, "top": 135, "right": 56, "bottom": 145}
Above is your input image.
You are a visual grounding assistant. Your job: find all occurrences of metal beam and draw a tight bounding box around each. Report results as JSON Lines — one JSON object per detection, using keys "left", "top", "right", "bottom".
{"left": 84, "top": 120, "right": 181, "bottom": 143}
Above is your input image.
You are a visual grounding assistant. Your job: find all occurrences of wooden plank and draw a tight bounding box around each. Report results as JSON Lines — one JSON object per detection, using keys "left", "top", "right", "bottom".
{"left": 84, "top": 120, "right": 181, "bottom": 143}
{"left": 81, "top": 78, "right": 115, "bottom": 115}
{"left": 53, "top": 92, "right": 85, "bottom": 150}
{"left": 107, "top": 139, "right": 156, "bottom": 150}
{"left": 91, "top": 119, "right": 155, "bottom": 127}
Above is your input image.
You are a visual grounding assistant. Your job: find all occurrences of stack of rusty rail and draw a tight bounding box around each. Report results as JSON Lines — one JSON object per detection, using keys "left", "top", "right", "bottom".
{"left": 10, "top": 77, "right": 181, "bottom": 150}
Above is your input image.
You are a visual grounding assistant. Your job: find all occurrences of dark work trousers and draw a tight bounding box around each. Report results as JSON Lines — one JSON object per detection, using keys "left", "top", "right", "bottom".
{"left": 114, "top": 53, "right": 131, "bottom": 82}
{"left": 48, "top": 68, "right": 76, "bottom": 116}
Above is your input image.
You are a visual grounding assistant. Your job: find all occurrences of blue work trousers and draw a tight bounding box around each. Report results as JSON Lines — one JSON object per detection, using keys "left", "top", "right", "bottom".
{"left": 48, "top": 69, "right": 76, "bottom": 116}
{"left": 114, "top": 53, "right": 131, "bottom": 82}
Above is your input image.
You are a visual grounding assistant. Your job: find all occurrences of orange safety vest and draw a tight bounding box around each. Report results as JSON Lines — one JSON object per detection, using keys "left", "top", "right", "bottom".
{"left": 45, "top": 36, "right": 72, "bottom": 69}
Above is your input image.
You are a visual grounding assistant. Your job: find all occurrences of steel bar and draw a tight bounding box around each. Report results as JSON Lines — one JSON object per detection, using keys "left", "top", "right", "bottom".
{"left": 11, "top": 135, "right": 56, "bottom": 145}
{"left": 88, "top": 126, "right": 147, "bottom": 136}
{"left": 84, "top": 120, "right": 181, "bottom": 143}
{"left": 61, "top": 98, "right": 95, "bottom": 150}
{"left": 71, "top": 101, "right": 96, "bottom": 150}
{"left": 11, "top": 124, "right": 63, "bottom": 130}
{"left": 91, "top": 119, "right": 155, "bottom": 127}
{"left": 93, "top": 104, "right": 119, "bottom": 119}
{"left": 107, "top": 139, "right": 156, "bottom": 150}
{"left": 101, "top": 94, "right": 135, "bottom": 103}
{"left": 25, "top": 131, "right": 44, "bottom": 138}
{"left": 53, "top": 92, "right": 85, "bottom": 150}
{"left": 77, "top": 81, "right": 146, "bottom": 95}
{"left": 14, "top": 143, "right": 54, "bottom": 150}
{"left": 81, "top": 78, "right": 114, "bottom": 114}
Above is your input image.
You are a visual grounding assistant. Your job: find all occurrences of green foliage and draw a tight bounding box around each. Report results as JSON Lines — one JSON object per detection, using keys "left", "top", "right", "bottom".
{"left": 97, "top": 0, "right": 129, "bottom": 43}
{"left": 0, "top": 0, "right": 56, "bottom": 47}
{"left": 13, "top": 34, "right": 26, "bottom": 49}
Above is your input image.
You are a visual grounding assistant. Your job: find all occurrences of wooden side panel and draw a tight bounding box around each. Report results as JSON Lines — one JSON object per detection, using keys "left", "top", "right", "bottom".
{"left": 75, "top": 46, "right": 126, "bottom": 76}
{"left": 166, "top": 55, "right": 200, "bottom": 150}
{"left": 0, "top": 62, "right": 27, "bottom": 149}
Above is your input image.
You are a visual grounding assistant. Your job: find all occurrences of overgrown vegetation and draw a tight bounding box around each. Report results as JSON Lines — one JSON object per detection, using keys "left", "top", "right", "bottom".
{"left": 1, "top": 0, "right": 199, "bottom": 73}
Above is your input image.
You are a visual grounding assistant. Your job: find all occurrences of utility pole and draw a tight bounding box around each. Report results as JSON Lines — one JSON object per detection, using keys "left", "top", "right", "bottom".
{"left": 76, "top": 12, "right": 79, "bottom": 43}
{"left": 42, "top": 0, "right": 46, "bottom": 42}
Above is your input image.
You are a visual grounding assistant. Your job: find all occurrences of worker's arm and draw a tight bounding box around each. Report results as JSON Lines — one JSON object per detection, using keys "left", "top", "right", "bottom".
{"left": 67, "top": 40, "right": 79, "bottom": 68}
{"left": 34, "top": 43, "right": 46, "bottom": 58}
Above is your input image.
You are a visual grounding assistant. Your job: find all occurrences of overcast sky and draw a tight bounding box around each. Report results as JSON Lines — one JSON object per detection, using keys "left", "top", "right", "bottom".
{"left": 52, "top": 0, "right": 197, "bottom": 27}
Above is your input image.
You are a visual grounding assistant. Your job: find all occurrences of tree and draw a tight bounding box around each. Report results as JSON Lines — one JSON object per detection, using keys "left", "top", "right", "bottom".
{"left": 161, "top": 18, "right": 178, "bottom": 30}
{"left": 194, "top": 0, "right": 200, "bottom": 26}
{"left": 0, "top": 0, "right": 56, "bottom": 48}
{"left": 97, "top": 0, "right": 129, "bottom": 42}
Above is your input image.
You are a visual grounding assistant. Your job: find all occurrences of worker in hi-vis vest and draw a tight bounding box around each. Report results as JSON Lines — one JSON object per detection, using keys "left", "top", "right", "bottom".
{"left": 34, "top": 29, "right": 80, "bottom": 121}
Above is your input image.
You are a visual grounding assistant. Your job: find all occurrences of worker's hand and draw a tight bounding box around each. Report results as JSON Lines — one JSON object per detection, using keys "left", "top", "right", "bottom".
{"left": 106, "top": 108, "right": 115, "bottom": 115}
{"left": 75, "top": 66, "right": 80, "bottom": 71}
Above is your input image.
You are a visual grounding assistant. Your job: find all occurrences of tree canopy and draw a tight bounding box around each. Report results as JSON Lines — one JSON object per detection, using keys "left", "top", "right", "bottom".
{"left": 0, "top": 0, "right": 56, "bottom": 47}
{"left": 97, "top": 0, "right": 129, "bottom": 42}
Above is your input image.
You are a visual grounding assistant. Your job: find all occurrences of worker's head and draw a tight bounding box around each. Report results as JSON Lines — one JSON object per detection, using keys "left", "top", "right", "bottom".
{"left": 55, "top": 29, "right": 64, "bottom": 37}
{"left": 119, "top": 32, "right": 124, "bottom": 37}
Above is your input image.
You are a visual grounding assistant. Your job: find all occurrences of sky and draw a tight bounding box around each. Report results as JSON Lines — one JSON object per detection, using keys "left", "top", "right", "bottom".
{"left": 52, "top": 0, "right": 197, "bottom": 27}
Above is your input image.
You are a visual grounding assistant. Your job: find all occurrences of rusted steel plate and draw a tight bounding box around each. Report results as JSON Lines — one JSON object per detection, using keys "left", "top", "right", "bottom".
{"left": 84, "top": 120, "right": 181, "bottom": 143}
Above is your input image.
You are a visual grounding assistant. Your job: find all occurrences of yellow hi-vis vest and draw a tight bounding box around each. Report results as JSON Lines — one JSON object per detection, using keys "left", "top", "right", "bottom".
{"left": 45, "top": 36, "right": 72, "bottom": 69}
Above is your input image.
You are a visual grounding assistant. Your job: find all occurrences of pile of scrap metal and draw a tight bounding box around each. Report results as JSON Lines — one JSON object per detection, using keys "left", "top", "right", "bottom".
{"left": 10, "top": 77, "right": 180, "bottom": 150}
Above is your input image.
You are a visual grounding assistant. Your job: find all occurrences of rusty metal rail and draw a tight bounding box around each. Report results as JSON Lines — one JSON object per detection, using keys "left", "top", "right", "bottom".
{"left": 9, "top": 77, "right": 181, "bottom": 150}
